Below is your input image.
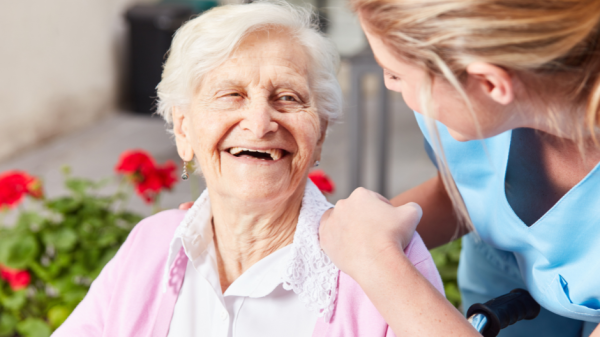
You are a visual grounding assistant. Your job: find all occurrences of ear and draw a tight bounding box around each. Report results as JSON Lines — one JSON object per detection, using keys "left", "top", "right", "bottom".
{"left": 466, "top": 63, "right": 514, "bottom": 105}
{"left": 172, "top": 107, "right": 195, "bottom": 161}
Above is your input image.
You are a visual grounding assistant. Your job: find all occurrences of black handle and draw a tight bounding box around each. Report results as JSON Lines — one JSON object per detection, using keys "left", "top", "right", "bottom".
{"left": 466, "top": 288, "right": 541, "bottom": 337}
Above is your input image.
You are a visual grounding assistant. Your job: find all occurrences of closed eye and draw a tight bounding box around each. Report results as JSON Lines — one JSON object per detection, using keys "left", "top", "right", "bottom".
{"left": 279, "top": 95, "right": 297, "bottom": 102}
{"left": 217, "top": 92, "right": 244, "bottom": 101}
{"left": 384, "top": 70, "right": 400, "bottom": 81}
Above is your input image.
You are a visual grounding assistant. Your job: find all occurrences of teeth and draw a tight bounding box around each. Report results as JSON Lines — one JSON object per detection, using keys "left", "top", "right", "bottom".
{"left": 268, "top": 149, "right": 282, "bottom": 160}
{"left": 228, "top": 147, "right": 283, "bottom": 160}
{"left": 229, "top": 147, "right": 244, "bottom": 155}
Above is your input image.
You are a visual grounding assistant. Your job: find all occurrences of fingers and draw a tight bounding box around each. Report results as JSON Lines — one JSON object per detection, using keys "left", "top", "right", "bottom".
{"left": 350, "top": 187, "right": 392, "bottom": 205}
{"left": 398, "top": 202, "right": 423, "bottom": 223}
{"left": 319, "top": 208, "right": 333, "bottom": 250}
{"left": 319, "top": 208, "right": 333, "bottom": 237}
{"left": 320, "top": 208, "right": 333, "bottom": 225}
{"left": 178, "top": 201, "right": 194, "bottom": 210}
{"left": 394, "top": 202, "right": 422, "bottom": 233}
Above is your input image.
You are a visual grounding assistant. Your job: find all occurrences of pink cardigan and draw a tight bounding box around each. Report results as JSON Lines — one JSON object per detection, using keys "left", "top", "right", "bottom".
{"left": 53, "top": 210, "right": 444, "bottom": 337}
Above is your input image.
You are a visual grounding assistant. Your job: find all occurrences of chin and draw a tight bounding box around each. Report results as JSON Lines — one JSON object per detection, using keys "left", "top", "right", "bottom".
{"left": 222, "top": 178, "right": 293, "bottom": 202}
{"left": 447, "top": 128, "right": 475, "bottom": 142}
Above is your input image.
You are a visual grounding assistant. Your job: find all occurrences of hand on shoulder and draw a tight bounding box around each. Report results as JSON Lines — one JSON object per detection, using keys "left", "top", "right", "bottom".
{"left": 179, "top": 201, "right": 194, "bottom": 210}
{"left": 319, "top": 187, "right": 422, "bottom": 280}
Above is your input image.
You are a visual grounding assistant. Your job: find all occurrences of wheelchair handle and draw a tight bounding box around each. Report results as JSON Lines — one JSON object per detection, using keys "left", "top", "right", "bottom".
{"left": 466, "top": 288, "right": 541, "bottom": 337}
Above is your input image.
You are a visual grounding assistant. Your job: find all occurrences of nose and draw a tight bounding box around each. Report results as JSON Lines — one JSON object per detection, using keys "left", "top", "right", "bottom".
{"left": 239, "top": 102, "right": 278, "bottom": 138}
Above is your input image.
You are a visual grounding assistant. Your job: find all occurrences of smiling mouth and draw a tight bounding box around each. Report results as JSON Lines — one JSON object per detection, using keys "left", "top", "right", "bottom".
{"left": 228, "top": 147, "right": 286, "bottom": 161}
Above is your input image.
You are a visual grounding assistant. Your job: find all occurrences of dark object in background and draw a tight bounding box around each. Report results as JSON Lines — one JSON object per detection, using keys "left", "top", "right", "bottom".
{"left": 164, "top": 0, "right": 219, "bottom": 13}
{"left": 467, "top": 288, "right": 541, "bottom": 337}
{"left": 125, "top": 4, "right": 194, "bottom": 114}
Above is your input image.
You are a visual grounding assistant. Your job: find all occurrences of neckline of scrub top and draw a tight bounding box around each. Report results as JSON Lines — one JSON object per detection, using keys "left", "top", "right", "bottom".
{"left": 497, "top": 129, "right": 600, "bottom": 230}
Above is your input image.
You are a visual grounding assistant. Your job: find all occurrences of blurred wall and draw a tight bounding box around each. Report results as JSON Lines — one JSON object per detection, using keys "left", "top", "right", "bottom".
{"left": 0, "top": 0, "right": 157, "bottom": 162}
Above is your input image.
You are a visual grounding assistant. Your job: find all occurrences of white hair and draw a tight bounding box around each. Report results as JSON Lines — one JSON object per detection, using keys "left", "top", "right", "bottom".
{"left": 156, "top": 1, "right": 342, "bottom": 128}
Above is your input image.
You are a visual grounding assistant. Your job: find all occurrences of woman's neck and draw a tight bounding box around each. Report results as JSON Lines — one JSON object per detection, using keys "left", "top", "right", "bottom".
{"left": 210, "top": 187, "right": 304, "bottom": 292}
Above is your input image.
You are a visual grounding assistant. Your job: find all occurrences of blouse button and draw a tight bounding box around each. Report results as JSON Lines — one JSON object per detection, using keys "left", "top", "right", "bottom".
{"left": 221, "top": 310, "right": 228, "bottom": 321}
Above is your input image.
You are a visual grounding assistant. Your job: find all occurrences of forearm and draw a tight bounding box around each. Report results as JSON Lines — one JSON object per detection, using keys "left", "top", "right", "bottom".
{"left": 390, "top": 173, "right": 468, "bottom": 249}
{"left": 354, "top": 246, "right": 480, "bottom": 336}
{"left": 591, "top": 325, "right": 600, "bottom": 337}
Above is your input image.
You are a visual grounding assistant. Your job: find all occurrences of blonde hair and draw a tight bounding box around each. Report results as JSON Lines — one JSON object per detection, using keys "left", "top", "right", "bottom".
{"left": 156, "top": 1, "right": 342, "bottom": 128}
{"left": 352, "top": 0, "right": 600, "bottom": 228}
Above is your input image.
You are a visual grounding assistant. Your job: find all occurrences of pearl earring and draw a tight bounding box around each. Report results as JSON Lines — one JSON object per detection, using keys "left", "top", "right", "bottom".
{"left": 181, "top": 161, "right": 189, "bottom": 180}
{"left": 314, "top": 161, "right": 320, "bottom": 167}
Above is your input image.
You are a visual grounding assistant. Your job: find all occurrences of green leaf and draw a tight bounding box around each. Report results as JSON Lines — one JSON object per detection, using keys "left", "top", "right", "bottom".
{"left": 429, "top": 238, "right": 462, "bottom": 309}
{"left": 444, "top": 282, "right": 463, "bottom": 308}
{"left": 65, "top": 178, "right": 91, "bottom": 195}
{"left": 61, "top": 289, "right": 87, "bottom": 306}
{"left": 429, "top": 249, "right": 447, "bottom": 267}
{"left": 1, "top": 290, "right": 27, "bottom": 311}
{"left": 16, "top": 318, "right": 52, "bottom": 337}
{"left": 43, "top": 228, "right": 78, "bottom": 252}
{"left": 28, "top": 261, "right": 51, "bottom": 282}
{"left": 0, "top": 235, "right": 39, "bottom": 269}
{"left": 45, "top": 197, "right": 81, "bottom": 214}
{"left": 96, "top": 228, "right": 120, "bottom": 247}
{"left": 437, "top": 265, "right": 458, "bottom": 281}
{"left": 16, "top": 212, "right": 46, "bottom": 232}
{"left": 82, "top": 248, "right": 101, "bottom": 267}
{"left": 47, "top": 305, "right": 72, "bottom": 329}
{"left": 0, "top": 312, "right": 17, "bottom": 337}
{"left": 91, "top": 248, "right": 118, "bottom": 278}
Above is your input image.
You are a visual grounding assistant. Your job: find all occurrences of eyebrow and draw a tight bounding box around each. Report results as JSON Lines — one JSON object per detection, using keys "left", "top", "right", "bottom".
{"left": 272, "top": 78, "right": 309, "bottom": 91}
{"left": 209, "top": 79, "right": 245, "bottom": 88}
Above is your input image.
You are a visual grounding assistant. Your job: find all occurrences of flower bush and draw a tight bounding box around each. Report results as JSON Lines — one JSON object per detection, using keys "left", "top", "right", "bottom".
{"left": 430, "top": 239, "right": 462, "bottom": 309}
{"left": 0, "top": 150, "right": 178, "bottom": 337}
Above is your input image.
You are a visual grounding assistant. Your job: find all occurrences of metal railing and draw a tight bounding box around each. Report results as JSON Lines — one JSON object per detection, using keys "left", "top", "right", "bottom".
{"left": 347, "top": 46, "right": 391, "bottom": 197}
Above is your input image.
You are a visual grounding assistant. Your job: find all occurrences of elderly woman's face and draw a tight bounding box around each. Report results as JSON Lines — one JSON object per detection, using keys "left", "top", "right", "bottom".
{"left": 176, "top": 29, "right": 325, "bottom": 203}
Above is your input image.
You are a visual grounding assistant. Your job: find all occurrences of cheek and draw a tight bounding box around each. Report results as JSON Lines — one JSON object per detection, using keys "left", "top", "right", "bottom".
{"left": 400, "top": 85, "right": 422, "bottom": 112}
{"left": 435, "top": 102, "right": 489, "bottom": 140}
{"left": 284, "top": 114, "right": 321, "bottom": 164}
{"left": 189, "top": 110, "right": 237, "bottom": 166}
{"left": 384, "top": 77, "right": 402, "bottom": 93}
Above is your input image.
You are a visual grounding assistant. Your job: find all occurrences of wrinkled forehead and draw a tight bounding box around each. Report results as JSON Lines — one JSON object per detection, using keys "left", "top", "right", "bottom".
{"left": 197, "top": 28, "right": 312, "bottom": 93}
{"left": 229, "top": 28, "right": 309, "bottom": 75}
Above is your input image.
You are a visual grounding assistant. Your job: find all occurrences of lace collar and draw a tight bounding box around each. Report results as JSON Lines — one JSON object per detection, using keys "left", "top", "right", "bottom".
{"left": 163, "top": 180, "right": 338, "bottom": 321}
{"left": 281, "top": 180, "right": 338, "bottom": 321}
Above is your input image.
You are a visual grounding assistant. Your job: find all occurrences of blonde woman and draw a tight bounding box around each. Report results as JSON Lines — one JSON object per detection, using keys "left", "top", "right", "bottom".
{"left": 319, "top": 0, "right": 600, "bottom": 336}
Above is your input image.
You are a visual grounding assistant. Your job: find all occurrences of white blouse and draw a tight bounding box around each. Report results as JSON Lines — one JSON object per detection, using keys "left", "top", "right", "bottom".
{"left": 164, "top": 181, "right": 338, "bottom": 337}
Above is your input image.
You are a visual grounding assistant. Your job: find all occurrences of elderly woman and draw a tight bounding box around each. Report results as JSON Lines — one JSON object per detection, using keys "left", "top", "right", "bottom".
{"left": 53, "top": 2, "right": 442, "bottom": 336}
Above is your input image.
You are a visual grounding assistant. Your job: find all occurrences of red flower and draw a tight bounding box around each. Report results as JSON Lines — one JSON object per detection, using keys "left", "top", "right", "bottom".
{"left": 156, "top": 161, "right": 177, "bottom": 190}
{"left": 115, "top": 151, "right": 155, "bottom": 176}
{"left": 26, "top": 178, "right": 44, "bottom": 199}
{"left": 0, "top": 264, "right": 31, "bottom": 291}
{"left": 308, "top": 170, "right": 335, "bottom": 194}
{"left": 0, "top": 171, "right": 44, "bottom": 208}
{"left": 115, "top": 150, "right": 178, "bottom": 204}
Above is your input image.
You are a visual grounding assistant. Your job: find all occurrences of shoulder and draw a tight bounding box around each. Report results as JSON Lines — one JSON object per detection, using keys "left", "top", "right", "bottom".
{"left": 323, "top": 234, "right": 444, "bottom": 335}
{"left": 118, "top": 209, "right": 187, "bottom": 261}
{"left": 405, "top": 232, "right": 445, "bottom": 295}
{"left": 404, "top": 232, "right": 430, "bottom": 265}
{"left": 130, "top": 209, "right": 187, "bottom": 241}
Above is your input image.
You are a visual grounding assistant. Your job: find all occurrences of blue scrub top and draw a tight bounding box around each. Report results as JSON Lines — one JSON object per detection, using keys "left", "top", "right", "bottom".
{"left": 414, "top": 112, "right": 600, "bottom": 323}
